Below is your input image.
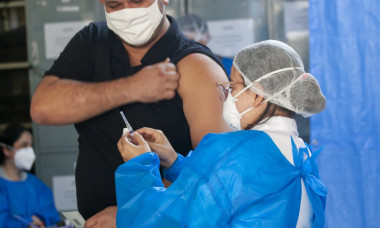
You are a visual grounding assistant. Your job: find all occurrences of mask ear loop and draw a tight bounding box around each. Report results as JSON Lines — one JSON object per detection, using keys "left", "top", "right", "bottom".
{"left": 231, "top": 63, "right": 305, "bottom": 115}
{"left": 232, "top": 84, "right": 255, "bottom": 119}
{"left": 260, "top": 72, "right": 308, "bottom": 105}
{"left": 0, "top": 142, "right": 15, "bottom": 151}
{"left": 239, "top": 106, "right": 254, "bottom": 118}
{"left": 233, "top": 82, "right": 254, "bottom": 99}
{"left": 236, "top": 68, "right": 307, "bottom": 116}
{"left": 232, "top": 61, "right": 303, "bottom": 98}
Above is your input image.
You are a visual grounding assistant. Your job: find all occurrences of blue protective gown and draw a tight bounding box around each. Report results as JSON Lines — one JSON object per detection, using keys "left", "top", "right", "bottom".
{"left": 221, "top": 56, "right": 233, "bottom": 77}
{"left": 0, "top": 173, "right": 60, "bottom": 227}
{"left": 115, "top": 130, "right": 326, "bottom": 227}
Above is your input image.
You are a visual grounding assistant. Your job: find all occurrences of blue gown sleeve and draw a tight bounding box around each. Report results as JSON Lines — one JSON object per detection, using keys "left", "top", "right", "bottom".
{"left": 0, "top": 181, "right": 7, "bottom": 227}
{"left": 221, "top": 56, "right": 233, "bottom": 77}
{"left": 115, "top": 152, "right": 230, "bottom": 227}
{"left": 31, "top": 176, "right": 61, "bottom": 226}
{"left": 162, "top": 153, "right": 185, "bottom": 182}
{"left": 0, "top": 179, "right": 33, "bottom": 228}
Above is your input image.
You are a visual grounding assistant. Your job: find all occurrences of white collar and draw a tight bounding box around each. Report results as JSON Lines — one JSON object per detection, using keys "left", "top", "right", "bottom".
{"left": 250, "top": 116, "right": 299, "bottom": 137}
{"left": 0, "top": 166, "right": 27, "bottom": 181}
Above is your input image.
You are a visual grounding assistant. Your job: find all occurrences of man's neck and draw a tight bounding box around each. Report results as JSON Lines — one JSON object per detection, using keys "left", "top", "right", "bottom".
{"left": 123, "top": 16, "right": 170, "bottom": 67}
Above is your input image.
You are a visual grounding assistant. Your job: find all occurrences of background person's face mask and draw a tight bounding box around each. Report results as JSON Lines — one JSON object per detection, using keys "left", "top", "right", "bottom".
{"left": 104, "top": 0, "right": 164, "bottom": 46}
{"left": 14, "top": 147, "right": 36, "bottom": 171}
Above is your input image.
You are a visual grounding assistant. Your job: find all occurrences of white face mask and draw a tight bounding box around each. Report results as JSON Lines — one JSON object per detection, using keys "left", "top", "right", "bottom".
{"left": 104, "top": 0, "right": 164, "bottom": 46}
{"left": 223, "top": 87, "right": 254, "bottom": 131}
{"left": 14, "top": 147, "right": 36, "bottom": 171}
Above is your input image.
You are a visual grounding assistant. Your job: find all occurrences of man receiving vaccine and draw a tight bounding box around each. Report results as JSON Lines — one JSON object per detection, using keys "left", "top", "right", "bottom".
{"left": 30, "top": 0, "right": 231, "bottom": 227}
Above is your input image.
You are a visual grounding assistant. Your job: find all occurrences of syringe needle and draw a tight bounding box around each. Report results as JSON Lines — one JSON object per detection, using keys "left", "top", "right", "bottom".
{"left": 120, "top": 111, "right": 134, "bottom": 133}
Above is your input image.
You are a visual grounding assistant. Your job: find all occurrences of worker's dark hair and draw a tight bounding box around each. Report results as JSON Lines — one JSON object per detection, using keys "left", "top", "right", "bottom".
{"left": 244, "top": 103, "right": 295, "bottom": 130}
{"left": 0, "top": 123, "right": 28, "bottom": 164}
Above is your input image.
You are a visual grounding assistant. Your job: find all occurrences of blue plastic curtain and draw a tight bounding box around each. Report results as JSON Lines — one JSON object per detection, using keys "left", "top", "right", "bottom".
{"left": 309, "top": 0, "right": 380, "bottom": 227}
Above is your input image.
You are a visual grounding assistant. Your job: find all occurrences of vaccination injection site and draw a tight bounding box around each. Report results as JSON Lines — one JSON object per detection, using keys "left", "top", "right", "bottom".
{"left": 0, "top": 0, "right": 379, "bottom": 227}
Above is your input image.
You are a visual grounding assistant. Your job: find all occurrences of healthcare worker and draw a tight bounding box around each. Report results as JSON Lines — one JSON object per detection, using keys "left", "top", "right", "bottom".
{"left": 115, "top": 40, "right": 327, "bottom": 227}
{"left": 0, "top": 123, "right": 60, "bottom": 228}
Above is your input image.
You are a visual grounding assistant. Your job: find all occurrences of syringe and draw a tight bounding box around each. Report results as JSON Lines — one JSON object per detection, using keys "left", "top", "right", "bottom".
{"left": 120, "top": 111, "right": 134, "bottom": 134}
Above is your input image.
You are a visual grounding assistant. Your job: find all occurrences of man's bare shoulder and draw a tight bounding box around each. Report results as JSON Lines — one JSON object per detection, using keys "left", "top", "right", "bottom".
{"left": 176, "top": 53, "right": 227, "bottom": 82}
{"left": 177, "top": 53, "right": 220, "bottom": 69}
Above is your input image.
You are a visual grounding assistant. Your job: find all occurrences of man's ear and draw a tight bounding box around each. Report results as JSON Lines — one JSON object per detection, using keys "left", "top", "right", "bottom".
{"left": 99, "top": 0, "right": 105, "bottom": 5}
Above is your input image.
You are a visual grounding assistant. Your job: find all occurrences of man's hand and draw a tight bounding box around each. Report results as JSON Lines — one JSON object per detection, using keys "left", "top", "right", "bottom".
{"left": 84, "top": 206, "right": 117, "bottom": 228}
{"left": 136, "top": 127, "right": 177, "bottom": 168}
{"left": 31, "top": 58, "right": 179, "bottom": 125}
{"left": 131, "top": 58, "right": 180, "bottom": 103}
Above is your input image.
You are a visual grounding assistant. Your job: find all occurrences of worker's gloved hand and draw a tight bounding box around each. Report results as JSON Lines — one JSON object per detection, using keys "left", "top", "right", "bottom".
{"left": 31, "top": 215, "right": 45, "bottom": 228}
{"left": 135, "top": 127, "right": 178, "bottom": 168}
{"left": 118, "top": 131, "right": 151, "bottom": 162}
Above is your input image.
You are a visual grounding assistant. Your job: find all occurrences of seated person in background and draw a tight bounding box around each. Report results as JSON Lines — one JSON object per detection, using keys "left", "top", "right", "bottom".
{"left": 177, "top": 14, "right": 233, "bottom": 76}
{"left": 0, "top": 123, "right": 60, "bottom": 228}
{"left": 115, "top": 40, "right": 327, "bottom": 227}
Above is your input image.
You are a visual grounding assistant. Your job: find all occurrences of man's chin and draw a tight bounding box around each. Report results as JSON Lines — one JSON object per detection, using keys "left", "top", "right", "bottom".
{"left": 123, "top": 40, "right": 152, "bottom": 49}
{"left": 121, "top": 15, "right": 166, "bottom": 49}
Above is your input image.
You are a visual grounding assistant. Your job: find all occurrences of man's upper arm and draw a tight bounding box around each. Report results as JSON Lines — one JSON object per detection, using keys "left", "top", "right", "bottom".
{"left": 31, "top": 25, "right": 94, "bottom": 124}
{"left": 177, "top": 53, "right": 231, "bottom": 147}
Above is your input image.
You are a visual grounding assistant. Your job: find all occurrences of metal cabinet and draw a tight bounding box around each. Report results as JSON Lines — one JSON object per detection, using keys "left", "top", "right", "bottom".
{"left": 0, "top": 1, "right": 30, "bottom": 128}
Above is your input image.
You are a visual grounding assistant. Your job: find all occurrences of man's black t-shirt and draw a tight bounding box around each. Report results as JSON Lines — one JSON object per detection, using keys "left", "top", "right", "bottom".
{"left": 45, "top": 16, "right": 225, "bottom": 219}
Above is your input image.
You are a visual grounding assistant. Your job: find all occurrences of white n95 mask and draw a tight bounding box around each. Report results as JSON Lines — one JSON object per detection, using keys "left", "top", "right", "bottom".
{"left": 14, "top": 147, "right": 36, "bottom": 171}
{"left": 223, "top": 88, "right": 254, "bottom": 131}
{"left": 104, "top": 0, "right": 164, "bottom": 46}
